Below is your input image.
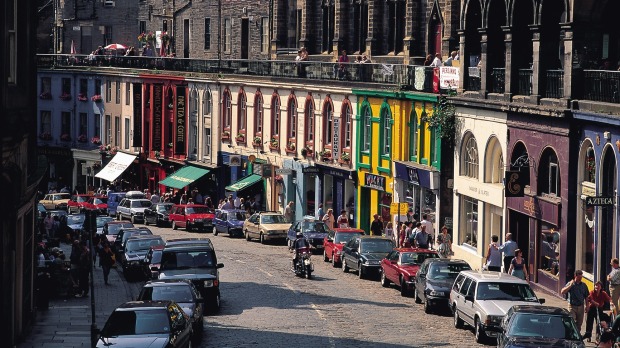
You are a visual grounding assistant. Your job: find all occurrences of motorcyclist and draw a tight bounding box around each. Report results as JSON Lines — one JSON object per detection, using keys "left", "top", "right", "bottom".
{"left": 292, "top": 231, "right": 310, "bottom": 269}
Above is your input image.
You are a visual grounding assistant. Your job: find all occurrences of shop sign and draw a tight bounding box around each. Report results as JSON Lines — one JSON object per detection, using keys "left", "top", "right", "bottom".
{"left": 586, "top": 196, "right": 614, "bottom": 206}
{"left": 302, "top": 166, "right": 320, "bottom": 174}
{"left": 505, "top": 170, "right": 525, "bottom": 197}
{"left": 323, "top": 168, "right": 347, "bottom": 179}
{"left": 133, "top": 83, "right": 142, "bottom": 146}
{"left": 262, "top": 164, "right": 272, "bottom": 178}
{"left": 275, "top": 168, "right": 293, "bottom": 175}
{"left": 152, "top": 84, "right": 163, "bottom": 150}
{"left": 364, "top": 173, "right": 386, "bottom": 191}
{"left": 333, "top": 118, "right": 340, "bottom": 160}
{"left": 38, "top": 146, "right": 72, "bottom": 157}
{"left": 390, "top": 202, "right": 408, "bottom": 214}
{"left": 408, "top": 167, "right": 419, "bottom": 185}
{"left": 175, "top": 85, "right": 186, "bottom": 154}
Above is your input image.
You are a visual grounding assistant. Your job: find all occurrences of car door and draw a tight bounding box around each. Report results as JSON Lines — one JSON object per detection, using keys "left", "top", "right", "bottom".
{"left": 250, "top": 214, "right": 261, "bottom": 237}
{"left": 341, "top": 238, "right": 355, "bottom": 268}
{"left": 384, "top": 251, "right": 400, "bottom": 283}
{"left": 454, "top": 277, "right": 473, "bottom": 323}
{"left": 324, "top": 230, "right": 335, "bottom": 260}
{"left": 144, "top": 205, "right": 154, "bottom": 223}
{"left": 461, "top": 279, "right": 477, "bottom": 326}
{"left": 213, "top": 211, "right": 223, "bottom": 232}
{"left": 416, "top": 261, "right": 430, "bottom": 301}
{"left": 168, "top": 303, "right": 191, "bottom": 347}
{"left": 348, "top": 239, "right": 361, "bottom": 271}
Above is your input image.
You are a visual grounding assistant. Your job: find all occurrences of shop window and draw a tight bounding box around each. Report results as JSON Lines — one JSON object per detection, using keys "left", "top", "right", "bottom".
{"left": 222, "top": 88, "right": 232, "bottom": 131}
{"left": 460, "top": 196, "right": 478, "bottom": 247}
{"left": 304, "top": 98, "right": 314, "bottom": 144}
{"left": 254, "top": 92, "right": 264, "bottom": 136}
{"left": 580, "top": 206, "right": 595, "bottom": 275}
{"left": 362, "top": 104, "right": 371, "bottom": 152}
{"left": 409, "top": 109, "right": 418, "bottom": 160}
{"left": 202, "top": 89, "right": 212, "bottom": 116}
{"left": 539, "top": 223, "right": 560, "bottom": 277}
{"left": 381, "top": 106, "right": 392, "bottom": 156}
{"left": 461, "top": 133, "right": 479, "bottom": 179}
{"left": 538, "top": 148, "right": 560, "bottom": 197}
{"left": 585, "top": 146, "right": 595, "bottom": 183}
{"left": 379, "top": 192, "right": 392, "bottom": 228}
{"left": 238, "top": 89, "right": 247, "bottom": 136}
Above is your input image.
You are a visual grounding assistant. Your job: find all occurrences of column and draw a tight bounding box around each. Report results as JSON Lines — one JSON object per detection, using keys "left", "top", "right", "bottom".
{"left": 365, "top": 0, "right": 378, "bottom": 55}
{"left": 478, "top": 29, "right": 489, "bottom": 98}
{"left": 403, "top": 0, "right": 415, "bottom": 62}
{"left": 529, "top": 25, "right": 542, "bottom": 104}
{"left": 332, "top": 0, "right": 345, "bottom": 56}
{"left": 503, "top": 26, "right": 513, "bottom": 100}
{"left": 561, "top": 24, "right": 573, "bottom": 105}
{"left": 299, "top": 0, "right": 310, "bottom": 49}
{"left": 458, "top": 30, "right": 465, "bottom": 93}
{"left": 72, "top": 158, "right": 79, "bottom": 192}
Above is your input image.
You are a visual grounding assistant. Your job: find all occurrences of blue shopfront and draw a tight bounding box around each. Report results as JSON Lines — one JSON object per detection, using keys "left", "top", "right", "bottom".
{"left": 393, "top": 161, "right": 441, "bottom": 230}
{"left": 217, "top": 151, "right": 248, "bottom": 199}
{"left": 315, "top": 163, "right": 357, "bottom": 228}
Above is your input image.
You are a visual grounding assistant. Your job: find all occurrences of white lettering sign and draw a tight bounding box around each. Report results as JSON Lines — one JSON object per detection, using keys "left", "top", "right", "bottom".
{"left": 439, "top": 66, "right": 460, "bottom": 89}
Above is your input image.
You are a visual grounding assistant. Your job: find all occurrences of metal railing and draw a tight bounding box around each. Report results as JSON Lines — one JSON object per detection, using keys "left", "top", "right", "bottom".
{"left": 583, "top": 70, "right": 620, "bottom": 103}
{"left": 490, "top": 68, "right": 505, "bottom": 94}
{"left": 467, "top": 67, "right": 481, "bottom": 91}
{"left": 545, "top": 70, "right": 564, "bottom": 99}
{"left": 518, "top": 69, "right": 533, "bottom": 96}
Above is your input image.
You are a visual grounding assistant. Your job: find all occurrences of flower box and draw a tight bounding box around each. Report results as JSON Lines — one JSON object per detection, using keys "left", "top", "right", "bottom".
{"left": 91, "top": 95, "right": 103, "bottom": 102}
{"left": 60, "top": 134, "right": 72, "bottom": 142}
{"left": 252, "top": 136, "right": 262, "bottom": 147}
{"left": 77, "top": 134, "right": 88, "bottom": 143}
{"left": 91, "top": 136, "right": 101, "bottom": 145}
{"left": 39, "top": 132, "right": 52, "bottom": 141}
{"left": 319, "top": 149, "right": 332, "bottom": 161}
{"left": 235, "top": 134, "right": 246, "bottom": 143}
{"left": 222, "top": 131, "right": 231, "bottom": 140}
{"left": 285, "top": 141, "right": 296, "bottom": 153}
{"left": 39, "top": 92, "right": 52, "bottom": 100}
{"left": 78, "top": 94, "right": 88, "bottom": 102}
{"left": 340, "top": 151, "right": 351, "bottom": 162}
{"left": 59, "top": 93, "right": 72, "bottom": 101}
{"left": 269, "top": 137, "right": 279, "bottom": 149}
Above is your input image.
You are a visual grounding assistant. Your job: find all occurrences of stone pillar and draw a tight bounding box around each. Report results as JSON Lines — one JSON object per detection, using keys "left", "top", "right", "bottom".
{"left": 332, "top": 0, "right": 345, "bottom": 55}
{"left": 299, "top": 0, "right": 310, "bottom": 49}
{"left": 561, "top": 24, "right": 574, "bottom": 105}
{"left": 403, "top": 0, "right": 415, "bottom": 62}
{"left": 503, "top": 26, "right": 513, "bottom": 100}
{"left": 528, "top": 25, "right": 541, "bottom": 104}
{"left": 478, "top": 29, "right": 488, "bottom": 98}
{"left": 365, "top": 0, "right": 378, "bottom": 55}
{"left": 458, "top": 30, "right": 466, "bottom": 94}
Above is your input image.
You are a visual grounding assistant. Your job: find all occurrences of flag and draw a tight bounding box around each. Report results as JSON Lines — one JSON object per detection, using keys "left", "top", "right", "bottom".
{"left": 70, "top": 40, "right": 77, "bottom": 54}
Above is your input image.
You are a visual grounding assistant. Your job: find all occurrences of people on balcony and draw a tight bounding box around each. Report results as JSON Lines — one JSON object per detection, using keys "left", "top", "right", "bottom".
{"left": 444, "top": 51, "right": 458, "bottom": 67}
{"left": 430, "top": 53, "right": 443, "bottom": 67}
{"left": 424, "top": 54, "right": 433, "bottom": 66}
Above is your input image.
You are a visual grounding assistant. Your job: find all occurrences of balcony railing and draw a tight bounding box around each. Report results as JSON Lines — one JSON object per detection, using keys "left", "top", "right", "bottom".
{"left": 518, "top": 69, "right": 533, "bottom": 96}
{"left": 583, "top": 70, "right": 620, "bottom": 104}
{"left": 545, "top": 70, "right": 564, "bottom": 99}
{"left": 490, "top": 68, "right": 505, "bottom": 94}
{"left": 467, "top": 67, "right": 481, "bottom": 91}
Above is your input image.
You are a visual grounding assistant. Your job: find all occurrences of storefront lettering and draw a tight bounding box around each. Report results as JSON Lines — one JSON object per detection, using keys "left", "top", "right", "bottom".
{"left": 152, "top": 84, "right": 163, "bottom": 151}
{"left": 175, "top": 86, "right": 186, "bottom": 155}
{"left": 133, "top": 83, "right": 142, "bottom": 146}
{"left": 523, "top": 196, "right": 539, "bottom": 216}
{"left": 333, "top": 118, "right": 340, "bottom": 160}
{"left": 408, "top": 168, "right": 419, "bottom": 185}
{"left": 468, "top": 186, "right": 489, "bottom": 196}
{"left": 586, "top": 196, "right": 614, "bottom": 206}
{"left": 365, "top": 173, "right": 386, "bottom": 191}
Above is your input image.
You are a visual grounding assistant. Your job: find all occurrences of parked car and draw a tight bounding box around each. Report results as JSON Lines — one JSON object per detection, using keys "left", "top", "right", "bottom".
{"left": 95, "top": 216, "right": 114, "bottom": 235}
{"left": 379, "top": 248, "right": 439, "bottom": 296}
{"left": 165, "top": 238, "right": 214, "bottom": 250}
{"left": 496, "top": 305, "right": 584, "bottom": 348}
{"left": 106, "top": 192, "right": 128, "bottom": 217}
{"left": 81, "top": 196, "right": 108, "bottom": 215}
{"left": 213, "top": 209, "right": 246, "bottom": 237}
{"left": 96, "top": 300, "right": 193, "bottom": 348}
{"left": 102, "top": 221, "right": 134, "bottom": 244}
{"left": 64, "top": 213, "right": 86, "bottom": 237}
{"left": 137, "top": 280, "right": 204, "bottom": 337}
{"left": 39, "top": 192, "right": 71, "bottom": 210}
{"left": 243, "top": 212, "right": 290, "bottom": 244}
{"left": 114, "top": 227, "right": 153, "bottom": 256}
{"left": 450, "top": 270, "right": 545, "bottom": 343}
{"left": 169, "top": 204, "right": 215, "bottom": 232}
{"left": 287, "top": 217, "right": 330, "bottom": 251}
{"left": 67, "top": 194, "right": 93, "bottom": 214}
{"left": 120, "top": 235, "right": 165, "bottom": 280}
{"left": 156, "top": 239, "right": 224, "bottom": 312}
{"left": 117, "top": 198, "right": 152, "bottom": 223}
{"left": 144, "top": 203, "right": 174, "bottom": 227}
{"left": 322, "top": 227, "right": 365, "bottom": 266}
{"left": 141, "top": 244, "right": 165, "bottom": 280}
{"left": 413, "top": 258, "right": 471, "bottom": 313}
{"left": 341, "top": 236, "right": 395, "bottom": 279}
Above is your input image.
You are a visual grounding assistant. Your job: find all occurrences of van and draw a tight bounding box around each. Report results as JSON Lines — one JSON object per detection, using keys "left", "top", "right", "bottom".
{"left": 107, "top": 192, "right": 127, "bottom": 217}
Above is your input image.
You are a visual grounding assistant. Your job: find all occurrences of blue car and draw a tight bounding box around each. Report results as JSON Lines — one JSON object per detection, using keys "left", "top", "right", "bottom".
{"left": 213, "top": 209, "right": 246, "bottom": 237}
{"left": 287, "top": 216, "right": 331, "bottom": 251}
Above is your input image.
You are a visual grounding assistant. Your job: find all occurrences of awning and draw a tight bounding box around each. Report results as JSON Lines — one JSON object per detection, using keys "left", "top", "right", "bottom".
{"left": 159, "top": 166, "right": 210, "bottom": 189}
{"left": 225, "top": 174, "right": 263, "bottom": 192}
{"left": 95, "top": 152, "right": 137, "bottom": 182}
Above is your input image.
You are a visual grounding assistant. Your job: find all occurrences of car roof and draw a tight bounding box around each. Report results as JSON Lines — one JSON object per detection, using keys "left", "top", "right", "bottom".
{"left": 165, "top": 238, "right": 213, "bottom": 249}
{"left": 107, "top": 221, "right": 132, "bottom": 225}
{"left": 173, "top": 204, "right": 207, "bottom": 207}
{"left": 459, "top": 270, "right": 529, "bottom": 284}
{"left": 256, "top": 211, "right": 283, "bottom": 215}
{"left": 116, "top": 300, "right": 172, "bottom": 310}
{"left": 124, "top": 198, "right": 151, "bottom": 202}
{"left": 511, "top": 305, "right": 569, "bottom": 315}
{"left": 153, "top": 202, "right": 173, "bottom": 206}
{"left": 144, "top": 279, "right": 194, "bottom": 287}
{"left": 394, "top": 248, "right": 438, "bottom": 253}
{"left": 333, "top": 228, "right": 365, "bottom": 233}
{"left": 358, "top": 235, "right": 392, "bottom": 240}
{"left": 217, "top": 209, "right": 245, "bottom": 213}
{"left": 424, "top": 258, "right": 469, "bottom": 265}
{"left": 72, "top": 194, "right": 92, "bottom": 197}
{"left": 126, "top": 235, "right": 163, "bottom": 241}
{"left": 121, "top": 227, "right": 151, "bottom": 232}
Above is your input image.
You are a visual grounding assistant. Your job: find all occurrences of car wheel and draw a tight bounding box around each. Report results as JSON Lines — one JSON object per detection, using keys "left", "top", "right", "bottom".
{"left": 259, "top": 233, "right": 265, "bottom": 244}
{"left": 213, "top": 228, "right": 219, "bottom": 236}
{"left": 210, "top": 293, "right": 221, "bottom": 313}
{"left": 245, "top": 230, "right": 251, "bottom": 241}
{"left": 475, "top": 317, "right": 486, "bottom": 343}
{"left": 400, "top": 278, "right": 408, "bottom": 297}
{"left": 358, "top": 264, "right": 364, "bottom": 279}
{"left": 331, "top": 253, "right": 339, "bottom": 268}
{"left": 414, "top": 288, "right": 423, "bottom": 304}
{"left": 172, "top": 221, "right": 178, "bottom": 230}
{"left": 144, "top": 217, "right": 149, "bottom": 226}
{"left": 424, "top": 297, "right": 432, "bottom": 314}
{"left": 342, "top": 258, "right": 349, "bottom": 273}
{"left": 186, "top": 222, "right": 192, "bottom": 232}
{"left": 380, "top": 270, "right": 390, "bottom": 287}
{"left": 453, "top": 307, "right": 464, "bottom": 329}
{"left": 323, "top": 249, "right": 329, "bottom": 262}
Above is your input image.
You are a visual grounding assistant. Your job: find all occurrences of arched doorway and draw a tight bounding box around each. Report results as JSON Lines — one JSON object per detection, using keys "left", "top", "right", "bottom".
{"left": 463, "top": 0, "right": 482, "bottom": 90}
{"left": 599, "top": 145, "right": 617, "bottom": 280}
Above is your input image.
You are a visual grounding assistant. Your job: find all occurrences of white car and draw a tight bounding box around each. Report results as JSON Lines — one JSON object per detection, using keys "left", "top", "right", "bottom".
{"left": 450, "top": 270, "right": 544, "bottom": 343}
{"left": 243, "top": 212, "right": 291, "bottom": 244}
{"left": 39, "top": 193, "right": 71, "bottom": 210}
{"left": 116, "top": 198, "right": 152, "bottom": 224}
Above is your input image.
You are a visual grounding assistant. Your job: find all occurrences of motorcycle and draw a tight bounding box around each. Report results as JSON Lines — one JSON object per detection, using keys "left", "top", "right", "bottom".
{"left": 293, "top": 247, "right": 314, "bottom": 279}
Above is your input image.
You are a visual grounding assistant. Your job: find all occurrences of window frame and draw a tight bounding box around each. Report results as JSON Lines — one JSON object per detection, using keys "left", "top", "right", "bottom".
{"left": 362, "top": 104, "right": 372, "bottom": 152}
{"left": 462, "top": 134, "right": 479, "bottom": 179}
{"left": 287, "top": 95, "right": 298, "bottom": 141}
{"left": 124, "top": 118, "right": 130, "bottom": 149}
{"left": 380, "top": 105, "right": 392, "bottom": 157}
{"left": 202, "top": 89, "right": 211, "bottom": 116}
{"left": 222, "top": 88, "right": 232, "bottom": 132}
{"left": 237, "top": 89, "right": 247, "bottom": 137}
{"left": 271, "top": 93, "right": 281, "bottom": 144}
{"left": 224, "top": 18, "right": 232, "bottom": 53}
{"left": 323, "top": 99, "right": 333, "bottom": 147}
{"left": 204, "top": 18, "right": 211, "bottom": 50}
{"left": 304, "top": 97, "right": 314, "bottom": 146}
{"left": 254, "top": 91, "right": 264, "bottom": 137}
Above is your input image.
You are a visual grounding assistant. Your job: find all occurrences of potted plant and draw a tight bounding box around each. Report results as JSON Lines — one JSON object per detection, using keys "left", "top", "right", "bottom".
{"left": 138, "top": 32, "right": 147, "bottom": 43}
{"left": 77, "top": 134, "right": 88, "bottom": 143}
{"left": 222, "top": 130, "right": 231, "bottom": 140}
{"left": 78, "top": 93, "right": 88, "bottom": 102}
{"left": 91, "top": 136, "right": 101, "bottom": 145}
{"left": 60, "top": 133, "right": 71, "bottom": 142}
{"left": 285, "top": 141, "right": 296, "bottom": 153}
{"left": 269, "top": 137, "right": 279, "bottom": 149}
{"left": 39, "top": 132, "right": 52, "bottom": 141}
{"left": 154, "top": 151, "right": 161, "bottom": 159}
{"left": 160, "top": 31, "right": 171, "bottom": 45}
{"left": 235, "top": 133, "right": 245, "bottom": 142}
{"left": 39, "top": 92, "right": 52, "bottom": 100}
{"left": 91, "top": 94, "right": 103, "bottom": 102}
{"left": 319, "top": 149, "right": 331, "bottom": 160}
{"left": 167, "top": 142, "right": 174, "bottom": 148}
{"left": 341, "top": 151, "right": 350, "bottom": 162}
{"left": 59, "top": 92, "right": 72, "bottom": 101}
{"left": 253, "top": 136, "right": 262, "bottom": 146}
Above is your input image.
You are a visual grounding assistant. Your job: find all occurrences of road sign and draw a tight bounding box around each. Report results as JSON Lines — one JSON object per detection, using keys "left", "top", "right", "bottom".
{"left": 390, "top": 203, "right": 399, "bottom": 214}
{"left": 399, "top": 203, "right": 408, "bottom": 215}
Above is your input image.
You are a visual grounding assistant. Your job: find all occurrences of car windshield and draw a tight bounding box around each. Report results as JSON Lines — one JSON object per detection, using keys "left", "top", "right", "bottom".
{"left": 228, "top": 212, "right": 246, "bottom": 221}
{"left": 157, "top": 205, "right": 172, "bottom": 213}
{"left": 107, "top": 223, "right": 134, "bottom": 235}
{"left": 507, "top": 313, "right": 580, "bottom": 340}
{"left": 261, "top": 215, "right": 286, "bottom": 224}
{"left": 427, "top": 263, "right": 471, "bottom": 280}
{"left": 96, "top": 217, "right": 113, "bottom": 228}
{"left": 102, "top": 309, "right": 170, "bottom": 336}
{"left": 301, "top": 221, "right": 328, "bottom": 233}
{"left": 335, "top": 232, "right": 363, "bottom": 244}
{"left": 92, "top": 197, "right": 107, "bottom": 204}
{"left": 66, "top": 215, "right": 85, "bottom": 224}
{"left": 126, "top": 238, "right": 163, "bottom": 252}
{"left": 360, "top": 239, "right": 394, "bottom": 253}
{"left": 160, "top": 251, "right": 215, "bottom": 270}
{"left": 400, "top": 252, "right": 438, "bottom": 265}
{"left": 476, "top": 282, "right": 538, "bottom": 302}
{"left": 130, "top": 200, "right": 152, "bottom": 208}
{"left": 151, "top": 250, "right": 162, "bottom": 264}
{"left": 76, "top": 196, "right": 90, "bottom": 203}
{"left": 123, "top": 231, "right": 152, "bottom": 243}
{"left": 186, "top": 206, "right": 211, "bottom": 214}
{"left": 140, "top": 286, "right": 194, "bottom": 303}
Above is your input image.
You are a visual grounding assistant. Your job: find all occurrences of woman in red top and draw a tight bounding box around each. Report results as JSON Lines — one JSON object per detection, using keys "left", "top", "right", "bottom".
{"left": 584, "top": 281, "right": 611, "bottom": 341}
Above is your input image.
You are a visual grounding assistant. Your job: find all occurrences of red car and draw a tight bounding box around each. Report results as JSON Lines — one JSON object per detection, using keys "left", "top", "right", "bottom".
{"left": 81, "top": 196, "right": 108, "bottom": 215}
{"left": 169, "top": 204, "right": 215, "bottom": 232}
{"left": 67, "top": 194, "right": 93, "bottom": 213}
{"left": 379, "top": 248, "right": 439, "bottom": 296}
{"left": 322, "top": 228, "right": 365, "bottom": 267}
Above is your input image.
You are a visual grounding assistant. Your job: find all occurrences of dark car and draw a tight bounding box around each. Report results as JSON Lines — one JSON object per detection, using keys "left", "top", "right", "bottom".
{"left": 341, "top": 236, "right": 395, "bottom": 279}
{"left": 96, "top": 216, "right": 114, "bottom": 235}
{"left": 120, "top": 235, "right": 165, "bottom": 280}
{"left": 413, "top": 258, "right": 471, "bottom": 313}
{"left": 379, "top": 248, "right": 439, "bottom": 296}
{"left": 287, "top": 217, "right": 330, "bottom": 251}
{"left": 496, "top": 305, "right": 584, "bottom": 348}
{"left": 96, "top": 300, "right": 192, "bottom": 348}
{"left": 142, "top": 245, "right": 165, "bottom": 280}
{"left": 144, "top": 203, "right": 174, "bottom": 227}
{"left": 213, "top": 209, "right": 246, "bottom": 237}
{"left": 137, "top": 280, "right": 204, "bottom": 336}
{"left": 102, "top": 221, "right": 134, "bottom": 244}
{"left": 156, "top": 240, "right": 224, "bottom": 312}
{"left": 64, "top": 213, "right": 86, "bottom": 238}
{"left": 114, "top": 227, "right": 153, "bottom": 256}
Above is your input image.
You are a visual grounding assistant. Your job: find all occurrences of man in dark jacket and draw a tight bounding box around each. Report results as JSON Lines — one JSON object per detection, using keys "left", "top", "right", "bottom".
{"left": 370, "top": 214, "right": 383, "bottom": 236}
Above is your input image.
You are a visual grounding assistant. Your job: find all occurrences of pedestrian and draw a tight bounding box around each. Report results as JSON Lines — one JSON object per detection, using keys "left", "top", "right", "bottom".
{"left": 43, "top": 213, "right": 53, "bottom": 237}
{"left": 583, "top": 281, "right": 611, "bottom": 341}
{"left": 180, "top": 192, "right": 188, "bottom": 204}
{"left": 250, "top": 198, "right": 259, "bottom": 214}
{"left": 234, "top": 195, "right": 242, "bottom": 209}
{"left": 421, "top": 214, "right": 434, "bottom": 248}
{"left": 398, "top": 223, "right": 408, "bottom": 247}
{"left": 99, "top": 242, "right": 115, "bottom": 285}
{"left": 69, "top": 240, "right": 81, "bottom": 289}
{"left": 608, "top": 258, "right": 620, "bottom": 313}
{"left": 337, "top": 210, "right": 348, "bottom": 228}
{"left": 414, "top": 225, "right": 430, "bottom": 249}
{"left": 599, "top": 331, "right": 614, "bottom": 348}
{"left": 437, "top": 225, "right": 452, "bottom": 257}
{"left": 284, "top": 201, "right": 295, "bottom": 222}
{"left": 499, "top": 233, "right": 518, "bottom": 272}
{"left": 370, "top": 214, "right": 383, "bottom": 236}
{"left": 150, "top": 191, "right": 160, "bottom": 204}
{"left": 205, "top": 196, "right": 214, "bottom": 209}
{"left": 316, "top": 203, "right": 325, "bottom": 220}
{"left": 507, "top": 249, "right": 528, "bottom": 280}
{"left": 337, "top": 49, "right": 349, "bottom": 80}
{"left": 384, "top": 222, "right": 394, "bottom": 241}
{"left": 76, "top": 242, "right": 91, "bottom": 297}
{"left": 485, "top": 235, "right": 502, "bottom": 272}
{"left": 423, "top": 54, "right": 433, "bottom": 66}
{"left": 444, "top": 51, "right": 458, "bottom": 66}
{"left": 561, "top": 270, "right": 590, "bottom": 334}
{"left": 322, "top": 208, "right": 335, "bottom": 229}
{"left": 408, "top": 222, "right": 420, "bottom": 247}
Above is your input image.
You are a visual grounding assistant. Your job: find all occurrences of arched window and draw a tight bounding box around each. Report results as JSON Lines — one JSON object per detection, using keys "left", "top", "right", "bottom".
{"left": 362, "top": 104, "right": 372, "bottom": 152}
{"left": 189, "top": 89, "right": 198, "bottom": 157}
{"left": 485, "top": 137, "right": 503, "bottom": 184}
{"left": 342, "top": 100, "right": 352, "bottom": 149}
{"left": 538, "top": 148, "right": 560, "bottom": 197}
{"left": 202, "top": 89, "right": 211, "bottom": 116}
{"left": 271, "top": 93, "right": 281, "bottom": 143}
{"left": 461, "top": 133, "right": 479, "bottom": 179}
{"left": 222, "top": 88, "right": 232, "bottom": 131}
{"left": 585, "top": 146, "right": 595, "bottom": 183}
{"left": 254, "top": 91, "right": 263, "bottom": 137}
{"left": 304, "top": 98, "right": 314, "bottom": 145}
{"left": 323, "top": 98, "right": 333, "bottom": 147}
{"left": 408, "top": 108, "right": 418, "bottom": 160}
{"left": 287, "top": 96, "right": 297, "bottom": 141}
{"left": 380, "top": 105, "right": 391, "bottom": 156}
{"left": 237, "top": 89, "right": 247, "bottom": 139}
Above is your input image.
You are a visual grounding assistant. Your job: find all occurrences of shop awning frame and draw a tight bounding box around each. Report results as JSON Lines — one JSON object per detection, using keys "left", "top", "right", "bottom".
{"left": 159, "top": 166, "right": 210, "bottom": 189}
{"left": 94, "top": 152, "right": 137, "bottom": 182}
{"left": 225, "top": 174, "right": 263, "bottom": 192}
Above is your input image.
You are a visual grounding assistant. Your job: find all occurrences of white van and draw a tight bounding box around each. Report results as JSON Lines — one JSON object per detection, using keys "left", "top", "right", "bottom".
{"left": 107, "top": 191, "right": 145, "bottom": 216}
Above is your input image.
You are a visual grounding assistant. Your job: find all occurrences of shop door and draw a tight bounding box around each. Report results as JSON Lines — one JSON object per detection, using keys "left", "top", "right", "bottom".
{"left": 360, "top": 188, "right": 370, "bottom": 233}
{"left": 335, "top": 178, "right": 344, "bottom": 218}
{"left": 509, "top": 210, "right": 530, "bottom": 265}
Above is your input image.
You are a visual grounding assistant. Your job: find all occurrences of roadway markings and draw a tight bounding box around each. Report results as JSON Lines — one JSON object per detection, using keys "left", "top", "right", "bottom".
{"left": 311, "top": 303, "right": 336, "bottom": 348}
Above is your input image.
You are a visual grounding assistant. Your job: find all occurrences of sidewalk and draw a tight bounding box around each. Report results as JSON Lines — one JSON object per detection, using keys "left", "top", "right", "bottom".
{"left": 18, "top": 243, "right": 143, "bottom": 348}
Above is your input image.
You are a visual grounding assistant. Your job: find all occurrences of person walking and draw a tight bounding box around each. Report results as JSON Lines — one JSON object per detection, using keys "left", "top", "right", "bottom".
{"left": 284, "top": 201, "right": 295, "bottom": 222}
{"left": 384, "top": 222, "right": 394, "bottom": 241}
{"left": 337, "top": 210, "right": 349, "bottom": 228}
{"left": 322, "top": 209, "right": 335, "bottom": 229}
{"left": 398, "top": 223, "right": 408, "bottom": 247}
{"left": 608, "top": 258, "right": 620, "bottom": 313}
{"left": 414, "top": 225, "right": 430, "bottom": 249}
{"left": 507, "top": 249, "right": 528, "bottom": 280}
{"left": 499, "top": 233, "right": 518, "bottom": 272}
{"left": 99, "top": 242, "right": 115, "bottom": 285}
{"left": 76, "top": 242, "right": 91, "bottom": 297}
{"left": 485, "top": 235, "right": 502, "bottom": 272}
{"left": 370, "top": 214, "right": 383, "bottom": 236}
{"left": 561, "top": 270, "right": 590, "bottom": 334}
{"left": 316, "top": 203, "right": 324, "bottom": 220}
{"left": 421, "top": 214, "right": 434, "bottom": 249}
{"left": 583, "top": 281, "right": 611, "bottom": 341}
{"left": 437, "top": 226, "right": 452, "bottom": 258}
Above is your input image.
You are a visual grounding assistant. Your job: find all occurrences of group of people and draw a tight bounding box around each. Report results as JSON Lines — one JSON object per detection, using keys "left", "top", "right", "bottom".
{"left": 316, "top": 203, "right": 350, "bottom": 228}
{"left": 423, "top": 50, "right": 460, "bottom": 67}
